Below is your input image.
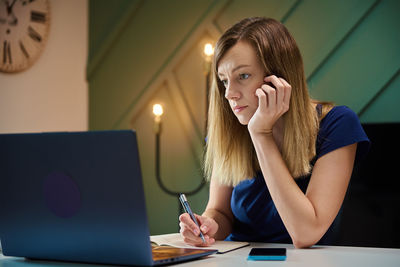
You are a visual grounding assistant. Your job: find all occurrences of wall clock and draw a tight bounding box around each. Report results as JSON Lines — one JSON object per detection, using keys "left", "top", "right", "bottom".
{"left": 0, "top": 0, "right": 50, "bottom": 73}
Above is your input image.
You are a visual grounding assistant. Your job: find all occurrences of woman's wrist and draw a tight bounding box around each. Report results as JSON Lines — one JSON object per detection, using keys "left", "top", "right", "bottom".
{"left": 202, "top": 209, "right": 232, "bottom": 240}
{"left": 248, "top": 128, "right": 274, "bottom": 139}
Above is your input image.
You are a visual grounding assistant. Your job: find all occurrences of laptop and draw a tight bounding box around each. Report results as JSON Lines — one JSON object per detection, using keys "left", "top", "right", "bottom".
{"left": 0, "top": 130, "right": 217, "bottom": 266}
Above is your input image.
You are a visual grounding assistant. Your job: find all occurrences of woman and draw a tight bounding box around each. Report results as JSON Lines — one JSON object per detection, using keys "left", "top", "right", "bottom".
{"left": 179, "top": 17, "right": 369, "bottom": 248}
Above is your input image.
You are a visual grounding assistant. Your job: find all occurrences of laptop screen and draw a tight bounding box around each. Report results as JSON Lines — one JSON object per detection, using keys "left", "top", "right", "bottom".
{"left": 0, "top": 130, "right": 216, "bottom": 266}
{"left": 0, "top": 131, "right": 154, "bottom": 266}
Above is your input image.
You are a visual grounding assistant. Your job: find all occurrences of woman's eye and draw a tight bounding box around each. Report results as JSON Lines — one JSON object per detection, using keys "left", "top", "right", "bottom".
{"left": 239, "top": 73, "right": 250, "bottom": 80}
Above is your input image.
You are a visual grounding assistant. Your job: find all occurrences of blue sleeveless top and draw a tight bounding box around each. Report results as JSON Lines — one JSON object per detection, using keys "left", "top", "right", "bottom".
{"left": 226, "top": 106, "right": 370, "bottom": 244}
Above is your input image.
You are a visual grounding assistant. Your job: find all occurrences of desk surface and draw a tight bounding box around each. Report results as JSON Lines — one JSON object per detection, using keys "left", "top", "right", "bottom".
{"left": 1, "top": 242, "right": 399, "bottom": 267}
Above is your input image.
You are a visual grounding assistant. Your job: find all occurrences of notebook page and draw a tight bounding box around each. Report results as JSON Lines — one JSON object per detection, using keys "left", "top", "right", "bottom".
{"left": 150, "top": 233, "right": 249, "bottom": 254}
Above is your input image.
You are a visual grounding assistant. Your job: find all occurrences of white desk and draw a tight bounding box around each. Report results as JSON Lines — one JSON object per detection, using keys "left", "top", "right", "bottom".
{"left": 1, "top": 243, "right": 399, "bottom": 267}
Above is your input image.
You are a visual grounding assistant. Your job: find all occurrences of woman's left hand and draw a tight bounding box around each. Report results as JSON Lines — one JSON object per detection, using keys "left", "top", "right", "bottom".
{"left": 248, "top": 75, "right": 292, "bottom": 135}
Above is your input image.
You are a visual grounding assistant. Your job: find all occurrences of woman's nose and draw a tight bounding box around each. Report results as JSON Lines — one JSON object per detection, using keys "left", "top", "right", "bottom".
{"left": 224, "top": 83, "right": 240, "bottom": 100}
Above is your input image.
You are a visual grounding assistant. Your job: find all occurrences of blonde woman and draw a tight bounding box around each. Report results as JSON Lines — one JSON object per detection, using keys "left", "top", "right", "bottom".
{"left": 179, "top": 17, "right": 369, "bottom": 248}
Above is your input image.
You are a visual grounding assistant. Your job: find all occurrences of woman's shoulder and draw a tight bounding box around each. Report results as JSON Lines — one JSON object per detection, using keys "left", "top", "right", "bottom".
{"left": 322, "top": 105, "right": 358, "bottom": 122}
{"left": 319, "top": 105, "right": 361, "bottom": 133}
{"left": 317, "top": 105, "right": 370, "bottom": 161}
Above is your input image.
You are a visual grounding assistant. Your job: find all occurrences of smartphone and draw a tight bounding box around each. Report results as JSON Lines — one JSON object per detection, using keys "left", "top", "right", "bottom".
{"left": 247, "top": 248, "right": 287, "bottom": 261}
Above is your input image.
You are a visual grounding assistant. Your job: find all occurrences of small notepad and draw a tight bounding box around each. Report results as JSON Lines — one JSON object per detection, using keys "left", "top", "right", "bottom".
{"left": 150, "top": 233, "right": 249, "bottom": 254}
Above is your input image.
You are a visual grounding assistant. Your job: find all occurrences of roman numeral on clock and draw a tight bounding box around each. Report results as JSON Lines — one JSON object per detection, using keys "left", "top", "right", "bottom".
{"left": 28, "top": 26, "right": 42, "bottom": 42}
{"left": 3, "top": 40, "right": 12, "bottom": 64}
{"left": 19, "top": 40, "right": 29, "bottom": 59}
{"left": 31, "top": 11, "right": 46, "bottom": 23}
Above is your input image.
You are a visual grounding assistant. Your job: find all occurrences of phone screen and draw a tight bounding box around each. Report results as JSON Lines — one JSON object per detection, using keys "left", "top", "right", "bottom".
{"left": 247, "top": 248, "right": 286, "bottom": 261}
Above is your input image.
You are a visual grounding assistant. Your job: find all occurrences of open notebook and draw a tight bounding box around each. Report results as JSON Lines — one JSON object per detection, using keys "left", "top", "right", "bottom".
{"left": 151, "top": 233, "right": 249, "bottom": 254}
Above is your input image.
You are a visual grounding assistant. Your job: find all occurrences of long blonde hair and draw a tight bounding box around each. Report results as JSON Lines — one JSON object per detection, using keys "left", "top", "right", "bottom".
{"left": 204, "top": 17, "right": 328, "bottom": 186}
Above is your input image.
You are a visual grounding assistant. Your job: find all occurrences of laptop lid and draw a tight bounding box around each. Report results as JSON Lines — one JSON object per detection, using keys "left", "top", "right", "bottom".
{"left": 0, "top": 130, "right": 216, "bottom": 266}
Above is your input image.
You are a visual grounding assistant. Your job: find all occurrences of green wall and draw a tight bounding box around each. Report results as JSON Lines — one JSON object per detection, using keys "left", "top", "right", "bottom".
{"left": 88, "top": 0, "right": 400, "bottom": 235}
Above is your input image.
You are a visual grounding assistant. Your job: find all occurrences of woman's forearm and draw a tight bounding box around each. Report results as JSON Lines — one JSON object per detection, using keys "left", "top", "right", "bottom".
{"left": 250, "top": 132, "right": 323, "bottom": 247}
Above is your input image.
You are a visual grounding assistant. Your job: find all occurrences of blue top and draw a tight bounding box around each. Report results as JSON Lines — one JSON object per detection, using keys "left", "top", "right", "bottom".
{"left": 226, "top": 106, "right": 370, "bottom": 244}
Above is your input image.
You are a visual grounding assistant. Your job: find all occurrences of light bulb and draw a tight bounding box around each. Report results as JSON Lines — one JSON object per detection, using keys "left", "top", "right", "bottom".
{"left": 153, "top": 104, "right": 163, "bottom": 117}
{"left": 204, "top": 43, "right": 214, "bottom": 57}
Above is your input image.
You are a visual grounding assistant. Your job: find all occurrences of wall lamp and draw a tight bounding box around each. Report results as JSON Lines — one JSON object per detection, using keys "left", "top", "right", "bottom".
{"left": 152, "top": 104, "right": 206, "bottom": 218}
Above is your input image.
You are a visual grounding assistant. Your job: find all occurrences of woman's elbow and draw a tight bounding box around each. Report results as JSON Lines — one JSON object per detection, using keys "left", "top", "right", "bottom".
{"left": 291, "top": 232, "right": 322, "bottom": 249}
{"left": 290, "top": 222, "right": 330, "bottom": 248}
{"left": 292, "top": 238, "right": 316, "bottom": 249}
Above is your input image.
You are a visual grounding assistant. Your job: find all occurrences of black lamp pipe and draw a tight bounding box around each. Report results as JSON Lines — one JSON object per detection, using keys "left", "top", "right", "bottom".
{"left": 155, "top": 131, "right": 206, "bottom": 217}
{"left": 155, "top": 69, "right": 210, "bottom": 221}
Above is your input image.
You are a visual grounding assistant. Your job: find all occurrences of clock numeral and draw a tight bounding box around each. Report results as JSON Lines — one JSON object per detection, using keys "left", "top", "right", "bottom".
{"left": 28, "top": 26, "right": 42, "bottom": 42}
{"left": 31, "top": 11, "right": 47, "bottom": 23}
{"left": 23, "top": 0, "right": 36, "bottom": 5}
{"left": 19, "top": 41, "right": 29, "bottom": 59}
{"left": 3, "top": 40, "right": 12, "bottom": 65}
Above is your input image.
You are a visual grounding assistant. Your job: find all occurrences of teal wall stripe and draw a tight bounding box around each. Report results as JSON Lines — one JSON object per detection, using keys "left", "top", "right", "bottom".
{"left": 87, "top": 0, "right": 145, "bottom": 80}
{"left": 212, "top": 0, "right": 232, "bottom": 33}
{"left": 306, "top": 0, "right": 381, "bottom": 83}
{"left": 280, "top": 0, "right": 302, "bottom": 24}
{"left": 111, "top": 0, "right": 220, "bottom": 129}
{"left": 358, "top": 68, "right": 400, "bottom": 118}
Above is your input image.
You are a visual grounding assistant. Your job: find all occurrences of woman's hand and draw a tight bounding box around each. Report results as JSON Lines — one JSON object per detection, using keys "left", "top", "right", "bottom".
{"left": 248, "top": 75, "right": 292, "bottom": 135}
{"left": 179, "top": 213, "right": 218, "bottom": 246}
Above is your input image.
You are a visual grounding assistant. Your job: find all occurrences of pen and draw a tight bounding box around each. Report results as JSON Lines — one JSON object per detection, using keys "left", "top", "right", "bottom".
{"left": 179, "top": 193, "right": 206, "bottom": 243}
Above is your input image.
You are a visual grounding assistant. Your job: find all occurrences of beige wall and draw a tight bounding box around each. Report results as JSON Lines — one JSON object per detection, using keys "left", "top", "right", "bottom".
{"left": 0, "top": 0, "right": 88, "bottom": 133}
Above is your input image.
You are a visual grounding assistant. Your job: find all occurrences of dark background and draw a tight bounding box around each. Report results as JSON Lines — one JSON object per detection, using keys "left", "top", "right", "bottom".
{"left": 335, "top": 123, "right": 400, "bottom": 248}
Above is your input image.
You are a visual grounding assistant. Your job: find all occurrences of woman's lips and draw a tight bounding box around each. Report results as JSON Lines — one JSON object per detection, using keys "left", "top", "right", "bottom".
{"left": 233, "top": 105, "right": 248, "bottom": 113}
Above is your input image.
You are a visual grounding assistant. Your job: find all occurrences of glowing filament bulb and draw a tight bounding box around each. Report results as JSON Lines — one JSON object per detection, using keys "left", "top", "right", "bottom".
{"left": 153, "top": 104, "right": 163, "bottom": 117}
{"left": 204, "top": 43, "right": 214, "bottom": 57}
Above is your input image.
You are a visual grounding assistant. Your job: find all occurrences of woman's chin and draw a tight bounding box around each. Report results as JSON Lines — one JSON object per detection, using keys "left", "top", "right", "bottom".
{"left": 236, "top": 116, "right": 250, "bottom": 125}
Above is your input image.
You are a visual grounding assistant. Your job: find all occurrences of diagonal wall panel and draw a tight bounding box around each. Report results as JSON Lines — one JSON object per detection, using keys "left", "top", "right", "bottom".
{"left": 215, "top": 0, "right": 296, "bottom": 31}
{"left": 89, "top": 0, "right": 215, "bottom": 130}
{"left": 308, "top": 0, "right": 400, "bottom": 115}
{"left": 89, "top": 0, "right": 400, "bottom": 235}
{"left": 359, "top": 70, "right": 400, "bottom": 122}
{"left": 173, "top": 32, "right": 215, "bottom": 139}
{"left": 283, "top": 0, "right": 377, "bottom": 78}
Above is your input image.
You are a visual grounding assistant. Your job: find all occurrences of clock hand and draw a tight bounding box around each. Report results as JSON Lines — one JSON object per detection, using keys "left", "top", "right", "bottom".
{"left": 6, "top": 0, "right": 11, "bottom": 15}
{"left": 6, "top": 0, "right": 17, "bottom": 17}
{"left": 6, "top": 0, "right": 17, "bottom": 15}
{"left": 5, "top": 0, "right": 18, "bottom": 26}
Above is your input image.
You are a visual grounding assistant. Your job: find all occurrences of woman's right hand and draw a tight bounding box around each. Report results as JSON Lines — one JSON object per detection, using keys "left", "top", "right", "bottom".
{"left": 179, "top": 213, "right": 218, "bottom": 246}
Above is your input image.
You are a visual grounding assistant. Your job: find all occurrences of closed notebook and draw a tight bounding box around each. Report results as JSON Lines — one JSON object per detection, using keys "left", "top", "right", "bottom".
{"left": 151, "top": 233, "right": 249, "bottom": 254}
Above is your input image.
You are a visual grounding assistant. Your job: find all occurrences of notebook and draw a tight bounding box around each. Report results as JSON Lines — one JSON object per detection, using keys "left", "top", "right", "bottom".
{"left": 151, "top": 233, "right": 249, "bottom": 254}
{"left": 0, "top": 130, "right": 217, "bottom": 266}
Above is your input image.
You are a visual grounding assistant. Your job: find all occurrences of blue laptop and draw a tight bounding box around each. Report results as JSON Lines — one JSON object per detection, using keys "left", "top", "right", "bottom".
{"left": 0, "top": 130, "right": 216, "bottom": 266}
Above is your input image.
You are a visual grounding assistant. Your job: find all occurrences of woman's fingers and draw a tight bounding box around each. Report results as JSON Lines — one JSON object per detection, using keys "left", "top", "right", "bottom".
{"left": 261, "top": 84, "right": 276, "bottom": 111}
{"left": 263, "top": 75, "right": 291, "bottom": 114}
{"left": 179, "top": 213, "right": 215, "bottom": 246}
{"left": 180, "top": 226, "right": 214, "bottom": 246}
{"left": 179, "top": 213, "right": 200, "bottom": 235}
{"left": 255, "top": 88, "right": 267, "bottom": 113}
{"left": 180, "top": 226, "right": 206, "bottom": 245}
{"left": 278, "top": 78, "right": 291, "bottom": 113}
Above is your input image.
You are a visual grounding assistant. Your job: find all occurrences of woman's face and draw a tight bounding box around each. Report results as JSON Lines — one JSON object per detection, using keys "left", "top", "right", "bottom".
{"left": 217, "top": 41, "right": 265, "bottom": 125}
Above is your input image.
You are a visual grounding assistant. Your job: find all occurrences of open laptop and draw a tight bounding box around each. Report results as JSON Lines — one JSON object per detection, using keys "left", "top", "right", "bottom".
{"left": 0, "top": 130, "right": 216, "bottom": 266}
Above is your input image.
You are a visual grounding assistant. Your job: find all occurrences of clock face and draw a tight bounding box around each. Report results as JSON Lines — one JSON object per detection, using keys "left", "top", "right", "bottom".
{"left": 0, "top": 0, "right": 50, "bottom": 73}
